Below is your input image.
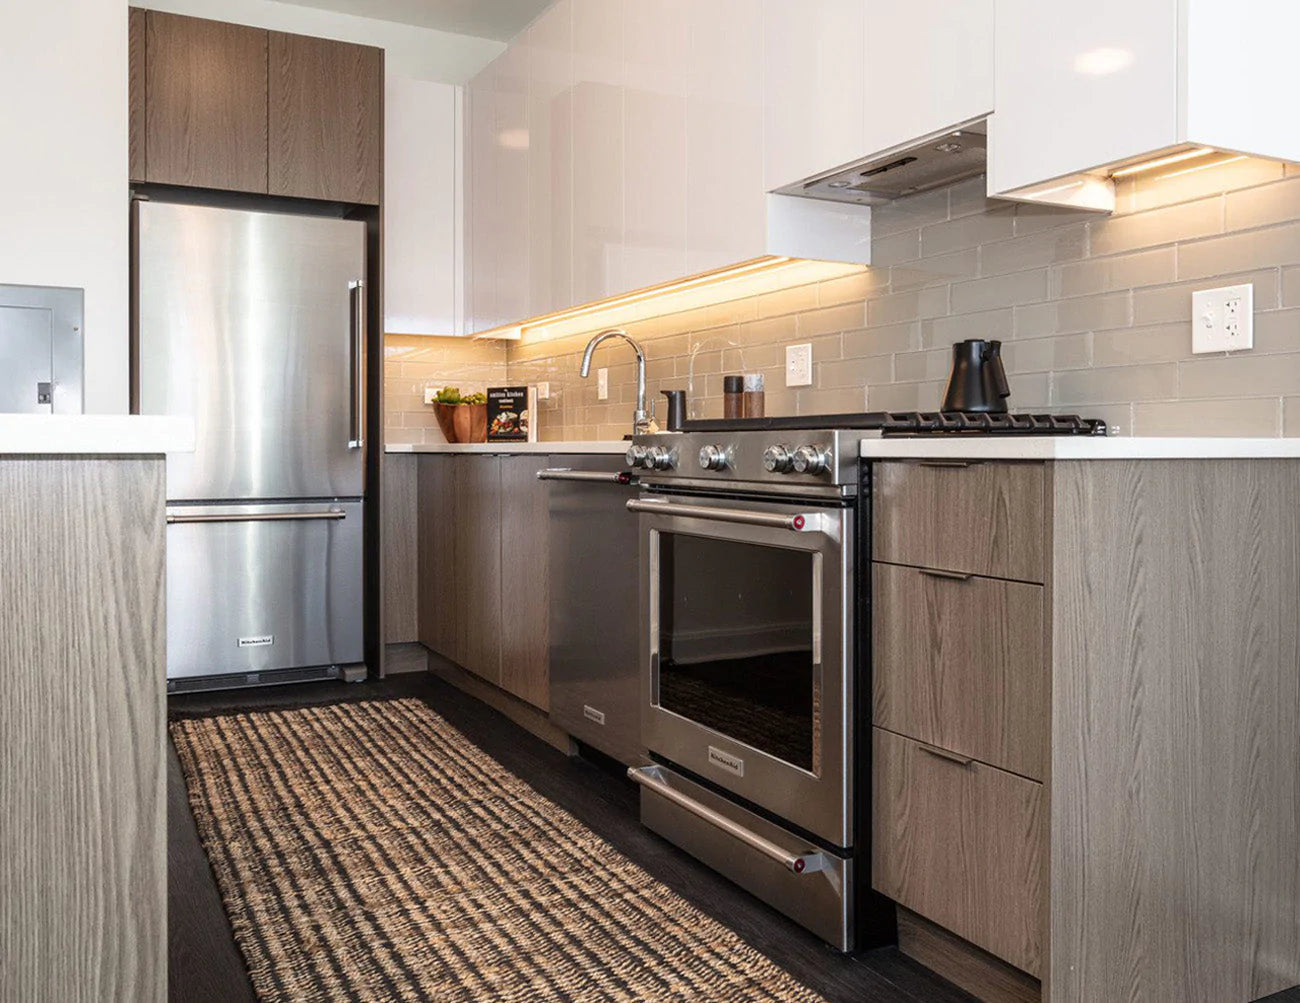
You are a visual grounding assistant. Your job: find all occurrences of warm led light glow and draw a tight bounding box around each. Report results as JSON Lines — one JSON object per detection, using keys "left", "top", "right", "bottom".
{"left": 1157, "top": 153, "right": 1247, "bottom": 181}
{"left": 497, "top": 128, "right": 530, "bottom": 150}
{"left": 1111, "top": 147, "right": 1216, "bottom": 178}
{"left": 1073, "top": 46, "right": 1135, "bottom": 76}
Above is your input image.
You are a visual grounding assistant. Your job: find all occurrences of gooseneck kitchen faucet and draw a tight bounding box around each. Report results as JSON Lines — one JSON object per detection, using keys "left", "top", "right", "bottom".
{"left": 579, "top": 328, "right": 656, "bottom": 436}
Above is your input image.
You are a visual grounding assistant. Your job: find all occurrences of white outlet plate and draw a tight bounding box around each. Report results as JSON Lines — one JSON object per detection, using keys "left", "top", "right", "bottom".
{"left": 536, "top": 381, "right": 550, "bottom": 400}
{"left": 1192, "top": 283, "right": 1254, "bottom": 354}
{"left": 785, "top": 343, "right": 813, "bottom": 387}
{"left": 424, "top": 386, "right": 440, "bottom": 405}
{"left": 597, "top": 368, "right": 609, "bottom": 400}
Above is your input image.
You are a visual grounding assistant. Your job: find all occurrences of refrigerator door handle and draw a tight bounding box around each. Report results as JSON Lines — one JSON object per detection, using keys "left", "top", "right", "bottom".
{"left": 349, "top": 279, "right": 366, "bottom": 450}
{"left": 166, "top": 510, "right": 347, "bottom": 525}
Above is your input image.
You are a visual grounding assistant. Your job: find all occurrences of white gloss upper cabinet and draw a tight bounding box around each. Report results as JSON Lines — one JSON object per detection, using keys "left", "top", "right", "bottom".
{"left": 384, "top": 77, "right": 462, "bottom": 336}
{"left": 762, "top": 0, "right": 867, "bottom": 191}
{"left": 466, "top": 58, "right": 502, "bottom": 332}
{"left": 526, "top": 0, "right": 573, "bottom": 319}
{"left": 989, "top": 0, "right": 1300, "bottom": 210}
{"left": 861, "top": 0, "right": 993, "bottom": 157}
{"left": 494, "top": 43, "right": 530, "bottom": 325}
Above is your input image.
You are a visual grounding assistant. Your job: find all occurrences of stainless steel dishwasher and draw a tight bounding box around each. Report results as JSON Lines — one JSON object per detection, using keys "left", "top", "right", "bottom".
{"left": 540, "top": 455, "right": 642, "bottom": 765}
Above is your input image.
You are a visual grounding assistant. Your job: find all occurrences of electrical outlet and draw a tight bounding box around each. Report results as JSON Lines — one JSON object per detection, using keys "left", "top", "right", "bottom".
{"left": 1192, "top": 283, "right": 1254, "bottom": 354}
{"left": 785, "top": 343, "right": 813, "bottom": 387}
{"left": 424, "top": 386, "right": 440, "bottom": 405}
{"left": 597, "top": 368, "right": 609, "bottom": 400}
{"left": 536, "top": 381, "right": 550, "bottom": 401}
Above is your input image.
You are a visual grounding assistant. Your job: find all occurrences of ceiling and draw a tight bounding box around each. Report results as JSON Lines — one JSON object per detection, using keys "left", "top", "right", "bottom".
{"left": 273, "top": 0, "right": 554, "bottom": 41}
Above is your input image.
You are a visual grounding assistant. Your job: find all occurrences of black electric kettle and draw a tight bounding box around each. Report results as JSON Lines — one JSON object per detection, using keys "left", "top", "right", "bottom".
{"left": 941, "top": 339, "right": 1011, "bottom": 413}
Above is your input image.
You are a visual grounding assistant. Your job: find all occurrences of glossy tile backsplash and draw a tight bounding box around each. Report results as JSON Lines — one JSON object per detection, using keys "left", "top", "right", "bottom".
{"left": 388, "top": 161, "right": 1300, "bottom": 443}
{"left": 384, "top": 335, "right": 506, "bottom": 445}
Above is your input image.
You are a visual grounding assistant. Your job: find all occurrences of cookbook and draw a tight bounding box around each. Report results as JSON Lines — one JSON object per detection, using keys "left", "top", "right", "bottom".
{"left": 486, "top": 386, "right": 537, "bottom": 442}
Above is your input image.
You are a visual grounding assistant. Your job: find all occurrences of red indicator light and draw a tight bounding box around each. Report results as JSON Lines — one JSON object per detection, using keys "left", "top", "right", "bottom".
{"left": 793, "top": 515, "right": 806, "bottom": 530}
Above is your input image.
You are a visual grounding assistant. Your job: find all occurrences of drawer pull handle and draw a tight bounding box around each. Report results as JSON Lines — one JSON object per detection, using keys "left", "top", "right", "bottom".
{"left": 918, "top": 568, "right": 973, "bottom": 582}
{"left": 917, "top": 460, "right": 978, "bottom": 469}
{"left": 919, "top": 743, "right": 973, "bottom": 767}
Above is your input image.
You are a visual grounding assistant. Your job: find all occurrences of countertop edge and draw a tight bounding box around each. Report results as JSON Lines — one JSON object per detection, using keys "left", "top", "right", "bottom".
{"left": 859, "top": 436, "right": 1300, "bottom": 460}
{"left": 0, "top": 415, "right": 196, "bottom": 456}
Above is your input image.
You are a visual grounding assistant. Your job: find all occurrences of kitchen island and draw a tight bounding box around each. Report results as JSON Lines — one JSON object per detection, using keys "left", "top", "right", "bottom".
{"left": 862, "top": 437, "right": 1300, "bottom": 1002}
{"left": 0, "top": 415, "right": 192, "bottom": 1003}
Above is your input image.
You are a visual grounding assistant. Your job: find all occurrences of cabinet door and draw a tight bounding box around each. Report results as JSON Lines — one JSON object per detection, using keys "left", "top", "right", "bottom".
{"left": 498, "top": 456, "right": 549, "bottom": 710}
{"left": 385, "top": 77, "right": 460, "bottom": 336}
{"left": 495, "top": 44, "right": 531, "bottom": 325}
{"left": 128, "top": 8, "right": 147, "bottom": 183}
{"left": 417, "top": 456, "right": 459, "bottom": 659}
{"left": 862, "top": 0, "right": 994, "bottom": 157}
{"left": 145, "top": 12, "right": 268, "bottom": 193}
{"left": 269, "top": 32, "right": 382, "bottom": 204}
{"left": 466, "top": 63, "right": 501, "bottom": 331}
{"left": 526, "top": 1, "right": 574, "bottom": 318}
{"left": 453, "top": 456, "right": 502, "bottom": 683}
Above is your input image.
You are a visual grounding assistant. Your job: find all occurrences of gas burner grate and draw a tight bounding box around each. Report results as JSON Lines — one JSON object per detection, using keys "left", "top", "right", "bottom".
{"left": 879, "top": 412, "right": 1110, "bottom": 436}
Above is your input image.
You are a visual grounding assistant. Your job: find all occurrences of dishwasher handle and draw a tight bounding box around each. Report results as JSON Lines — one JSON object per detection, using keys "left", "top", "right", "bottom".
{"left": 626, "top": 497, "right": 834, "bottom": 535}
{"left": 537, "top": 468, "right": 637, "bottom": 485}
{"left": 167, "top": 511, "right": 346, "bottom": 525}
{"left": 628, "top": 766, "right": 828, "bottom": 875}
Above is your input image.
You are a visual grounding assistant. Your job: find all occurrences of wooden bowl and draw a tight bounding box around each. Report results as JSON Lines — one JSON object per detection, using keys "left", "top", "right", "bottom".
{"left": 433, "top": 403, "right": 488, "bottom": 443}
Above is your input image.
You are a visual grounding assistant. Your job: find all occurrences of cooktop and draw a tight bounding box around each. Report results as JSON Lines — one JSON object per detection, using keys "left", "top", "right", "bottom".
{"left": 678, "top": 411, "right": 1109, "bottom": 436}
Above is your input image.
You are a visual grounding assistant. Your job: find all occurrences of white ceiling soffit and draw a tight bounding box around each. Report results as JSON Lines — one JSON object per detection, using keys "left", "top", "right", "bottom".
{"left": 272, "top": 0, "right": 555, "bottom": 41}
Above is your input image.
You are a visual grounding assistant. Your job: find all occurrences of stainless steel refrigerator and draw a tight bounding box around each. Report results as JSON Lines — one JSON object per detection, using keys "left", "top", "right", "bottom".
{"left": 134, "top": 200, "right": 368, "bottom": 688}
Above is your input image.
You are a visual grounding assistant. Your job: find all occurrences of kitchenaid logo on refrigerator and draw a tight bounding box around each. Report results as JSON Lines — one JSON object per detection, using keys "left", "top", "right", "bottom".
{"left": 238, "top": 635, "right": 274, "bottom": 648}
{"left": 707, "top": 746, "right": 744, "bottom": 777}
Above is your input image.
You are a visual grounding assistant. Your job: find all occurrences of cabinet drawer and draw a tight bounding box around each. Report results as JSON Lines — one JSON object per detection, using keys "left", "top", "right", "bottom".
{"left": 873, "top": 461, "right": 1045, "bottom": 582}
{"left": 873, "top": 728, "right": 1044, "bottom": 976}
{"left": 873, "top": 562, "right": 1047, "bottom": 780}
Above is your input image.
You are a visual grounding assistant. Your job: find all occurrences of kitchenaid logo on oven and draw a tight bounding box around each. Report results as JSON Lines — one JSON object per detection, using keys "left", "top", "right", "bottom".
{"left": 238, "top": 635, "right": 274, "bottom": 648}
{"left": 707, "top": 746, "right": 744, "bottom": 777}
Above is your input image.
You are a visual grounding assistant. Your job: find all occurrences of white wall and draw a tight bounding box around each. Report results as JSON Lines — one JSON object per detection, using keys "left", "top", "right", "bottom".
{"left": 137, "top": 0, "right": 505, "bottom": 82}
{"left": 0, "top": 0, "right": 129, "bottom": 413}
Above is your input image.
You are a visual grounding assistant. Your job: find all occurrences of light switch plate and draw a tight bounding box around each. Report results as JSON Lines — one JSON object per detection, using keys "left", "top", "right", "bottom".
{"left": 785, "top": 343, "right": 813, "bottom": 387}
{"left": 536, "top": 381, "right": 550, "bottom": 401}
{"left": 597, "top": 368, "right": 609, "bottom": 400}
{"left": 1192, "top": 283, "right": 1253, "bottom": 354}
{"left": 424, "top": 386, "right": 440, "bottom": 405}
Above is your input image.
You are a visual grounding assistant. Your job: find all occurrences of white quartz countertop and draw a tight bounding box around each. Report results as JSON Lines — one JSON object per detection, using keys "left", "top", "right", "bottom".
{"left": 859, "top": 434, "right": 1300, "bottom": 460}
{"left": 386, "top": 441, "right": 627, "bottom": 455}
{"left": 0, "top": 415, "right": 195, "bottom": 455}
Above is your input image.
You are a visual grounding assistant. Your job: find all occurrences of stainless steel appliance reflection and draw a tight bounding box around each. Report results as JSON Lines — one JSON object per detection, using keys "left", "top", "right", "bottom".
{"left": 627, "top": 429, "right": 878, "bottom": 951}
{"left": 134, "top": 200, "right": 367, "bottom": 690}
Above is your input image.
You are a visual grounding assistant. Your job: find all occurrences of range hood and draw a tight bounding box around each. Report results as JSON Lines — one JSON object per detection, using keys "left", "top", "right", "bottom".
{"left": 786, "top": 123, "right": 987, "bottom": 206}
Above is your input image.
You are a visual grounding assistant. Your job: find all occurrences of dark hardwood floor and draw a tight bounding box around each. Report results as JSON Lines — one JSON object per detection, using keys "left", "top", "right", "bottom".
{"left": 168, "top": 672, "right": 1300, "bottom": 1003}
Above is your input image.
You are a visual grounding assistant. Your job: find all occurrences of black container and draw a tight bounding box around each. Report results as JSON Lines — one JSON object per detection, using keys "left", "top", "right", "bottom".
{"left": 661, "top": 389, "right": 687, "bottom": 431}
{"left": 723, "top": 375, "right": 744, "bottom": 420}
{"left": 941, "top": 339, "right": 1011, "bottom": 413}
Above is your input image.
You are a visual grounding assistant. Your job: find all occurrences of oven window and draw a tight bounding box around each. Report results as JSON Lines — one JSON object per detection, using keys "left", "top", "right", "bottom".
{"left": 656, "top": 532, "right": 817, "bottom": 772}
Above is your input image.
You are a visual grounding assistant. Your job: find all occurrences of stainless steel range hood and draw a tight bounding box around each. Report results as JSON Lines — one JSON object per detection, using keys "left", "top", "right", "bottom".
{"left": 783, "top": 122, "right": 987, "bottom": 206}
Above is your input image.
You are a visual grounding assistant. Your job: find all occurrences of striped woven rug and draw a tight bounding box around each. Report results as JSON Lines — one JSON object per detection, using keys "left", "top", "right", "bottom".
{"left": 170, "top": 699, "right": 828, "bottom": 1003}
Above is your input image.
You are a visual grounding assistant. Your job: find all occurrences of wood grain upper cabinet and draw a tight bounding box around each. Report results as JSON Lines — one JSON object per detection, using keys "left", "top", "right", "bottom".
{"left": 128, "top": 8, "right": 147, "bottom": 182}
{"left": 498, "top": 456, "right": 549, "bottom": 711}
{"left": 268, "top": 32, "right": 382, "bottom": 204}
{"left": 144, "top": 11, "right": 269, "bottom": 193}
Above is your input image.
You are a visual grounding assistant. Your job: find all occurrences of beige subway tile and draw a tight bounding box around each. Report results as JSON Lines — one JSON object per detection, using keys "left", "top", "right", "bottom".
{"left": 676, "top": 350, "right": 723, "bottom": 378}
{"left": 1006, "top": 372, "right": 1050, "bottom": 409}
{"left": 1282, "top": 266, "right": 1300, "bottom": 308}
{"left": 1132, "top": 270, "right": 1280, "bottom": 325}
{"left": 703, "top": 297, "right": 759, "bottom": 327}
{"left": 1249, "top": 308, "right": 1300, "bottom": 354}
{"left": 866, "top": 380, "right": 946, "bottom": 412}
{"left": 893, "top": 349, "right": 950, "bottom": 383}
{"left": 1224, "top": 172, "right": 1300, "bottom": 231}
{"left": 980, "top": 224, "right": 1088, "bottom": 277}
{"left": 799, "top": 385, "right": 868, "bottom": 413}
{"left": 1014, "top": 291, "right": 1130, "bottom": 337}
{"left": 818, "top": 269, "right": 887, "bottom": 306}
{"left": 867, "top": 286, "right": 949, "bottom": 326}
{"left": 1179, "top": 352, "right": 1300, "bottom": 399}
{"left": 1092, "top": 323, "right": 1192, "bottom": 366}
{"left": 1286, "top": 397, "right": 1300, "bottom": 436}
{"left": 1014, "top": 201, "right": 1101, "bottom": 236}
{"left": 1133, "top": 397, "right": 1281, "bottom": 437}
{"left": 922, "top": 308, "right": 1014, "bottom": 348}
{"left": 1052, "top": 364, "right": 1177, "bottom": 406}
{"left": 1001, "top": 333, "right": 1091, "bottom": 373}
{"left": 1051, "top": 247, "right": 1176, "bottom": 298}
{"left": 739, "top": 315, "right": 798, "bottom": 344}
{"left": 383, "top": 427, "right": 423, "bottom": 445}
{"left": 873, "top": 229, "right": 921, "bottom": 267}
{"left": 756, "top": 283, "right": 819, "bottom": 319}
{"left": 872, "top": 188, "right": 949, "bottom": 237}
{"left": 842, "top": 322, "right": 920, "bottom": 357}
{"left": 1080, "top": 403, "right": 1134, "bottom": 435}
{"left": 1090, "top": 196, "right": 1222, "bottom": 256}
{"left": 1119, "top": 157, "right": 1285, "bottom": 215}
{"left": 797, "top": 302, "right": 868, "bottom": 337}
{"left": 951, "top": 269, "right": 1048, "bottom": 314}
{"left": 921, "top": 207, "right": 1015, "bottom": 256}
{"left": 890, "top": 248, "right": 979, "bottom": 291}
{"left": 723, "top": 343, "right": 784, "bottom": 372}
{"left": 806, "top": 333, "right": 845, "bottom": 362}
{"left": 1177, "top": 222, "right": 1300, "bottom": 280}
{"left": 949, "top": 176, "right": 998, "bottom": 220}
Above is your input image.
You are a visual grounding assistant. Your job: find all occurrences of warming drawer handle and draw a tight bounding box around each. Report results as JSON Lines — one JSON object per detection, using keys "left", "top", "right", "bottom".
{"left": 537, "top": 469, "right": 636, "bottom": 485}
{"left": 627, "top": 766, "right": 829, "bottom": 875}
{"left": 918, "top": 743, "right": 974, "bottom": 768}
{"left": 625, "top": 498, "right": 829, "bottom": 534}
{"left": 167, "top": 511, "right": 347, "bottom": 525}
{"left": 918, "top": 568, "right": 973, "bottom": 582}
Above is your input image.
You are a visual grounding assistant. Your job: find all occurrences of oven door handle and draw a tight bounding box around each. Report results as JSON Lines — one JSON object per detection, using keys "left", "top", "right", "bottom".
{"left": 628, "top": 766, "right": 829, "bottom": 875}
{"left": 626, "top": 498, "right": 836, "bottom": 536}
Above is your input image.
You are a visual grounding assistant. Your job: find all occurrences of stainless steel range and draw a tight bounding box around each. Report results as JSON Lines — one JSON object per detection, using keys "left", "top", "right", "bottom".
{"left": 624, "top": 412, "right": 1107, "bottom": 951}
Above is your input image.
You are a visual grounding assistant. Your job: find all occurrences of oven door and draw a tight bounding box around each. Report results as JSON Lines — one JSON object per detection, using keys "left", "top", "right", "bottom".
{"left": 632, "top": 490, "right": 853, "bottom": 848}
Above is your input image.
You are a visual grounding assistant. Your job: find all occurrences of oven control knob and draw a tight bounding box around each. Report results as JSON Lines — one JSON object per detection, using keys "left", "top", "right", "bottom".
{"left": 792, "top": 445, "right": 831, "bottom": 475}
{"left": 763, "top": 445, "right": 795, "bottom": 474}
{"left": 698, "top": 445, "right": 729, "bottom": 471}
{"left": 646, "top": 445, "right": 676, "bottom": 471}
{"left": 625, "top": 445, "right": 649, "bottom": 468}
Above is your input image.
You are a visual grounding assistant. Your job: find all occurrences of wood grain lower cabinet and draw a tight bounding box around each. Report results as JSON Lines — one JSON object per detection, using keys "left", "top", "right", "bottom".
{"left": 143, "top": 11, "right": 269, "bottom": 193}
{"left": 872, "top": 562, "right": 1047, "bottom": 780}
{"left": 269, "top": 31, "right": 382, "bottom": 204}
{"left": 498, "top": 455, "right": 549, "bottom": 710}
{"left": 453, "top": 455, "right": 502, "bottom": 684}
{"left": 872, "top": 727, "right": 1045, "bottom": 977}
{"left": 417, "top": 455, "right": 460, "bottom": 661}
